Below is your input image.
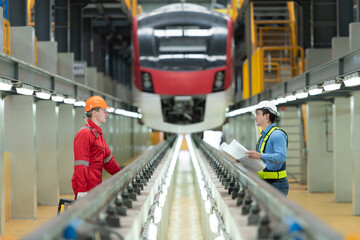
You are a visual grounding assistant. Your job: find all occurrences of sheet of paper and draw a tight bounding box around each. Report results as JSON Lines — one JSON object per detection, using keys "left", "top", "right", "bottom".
{"left": 220, "top": 139, "right": 248, "bottom": 159}
{"left": 221, "top": 139, "right": 265, "bottom": 173}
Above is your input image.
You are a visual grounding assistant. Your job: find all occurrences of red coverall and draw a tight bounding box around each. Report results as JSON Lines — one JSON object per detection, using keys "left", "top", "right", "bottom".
{"left": 71, "top": 119, "right": 121, "bottom": 196}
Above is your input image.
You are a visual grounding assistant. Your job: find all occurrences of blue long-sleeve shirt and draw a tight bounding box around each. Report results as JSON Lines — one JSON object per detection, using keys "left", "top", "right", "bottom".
{"left": 258, "top": 123, "right": 287, "bottom": 171}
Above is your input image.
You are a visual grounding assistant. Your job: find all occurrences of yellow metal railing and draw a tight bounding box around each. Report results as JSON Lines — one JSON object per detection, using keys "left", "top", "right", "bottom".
{"left": 262, "top": 46, "right": 304, "bottom": 77}
{"left": 254, "top": 20, "right": 294, "bottom": 48}
{"left": 28, "top": 0, "right": 35, "bottom": 26}
{"left": 230, "top": 0, "right": 238, "bottom": 21}
{"left": 287, "top": 1, "right": 297, "bottom": 46}
{"left": 245, "top": 46, "right": 304, "bottom": 97}
{"left": 251, "top": 48, "right": 264, "bottom": 95}
{"left": 214, "top": 0, "right": 243, "bottom": 21}
{"left": 239, "top": 0, "right": 245, "bottom": 8}
{"left": 137, "top": 5, "right": 143, "bottom": 14}
{"left": 3, "top": 19, "right": 11, "bottom": 55}
{"left": 250, "top": 2, "right": 256, "bottom": 52}
{"left": 242, "top": 59, "right": 250, "bottom": 99}
{"left": 258, "top": 26, "right": 291, "bottom": 47}
{"left": 125, "top": 0, "right": 131, "bottom": 9}
{"left": 125, "top": 0, "right": 140, "bottom": 17}
{"left": 264, "top": 62, "right": 281, "bottom": 83}
{"left": 132, "top": 0, "right": 137, "bottom": 17}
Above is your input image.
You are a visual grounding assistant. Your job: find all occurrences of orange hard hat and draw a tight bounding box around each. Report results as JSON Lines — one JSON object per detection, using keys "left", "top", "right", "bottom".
{"left": 85, "top": 96, "right": 110, "bottom": 112}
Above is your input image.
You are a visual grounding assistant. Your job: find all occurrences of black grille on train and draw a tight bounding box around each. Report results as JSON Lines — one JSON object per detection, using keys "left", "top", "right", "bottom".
{"left": 161, "top": 96, "right": 206, "bottom": 124}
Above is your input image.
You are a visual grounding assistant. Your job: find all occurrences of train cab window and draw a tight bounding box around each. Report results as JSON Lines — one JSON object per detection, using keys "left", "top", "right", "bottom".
{"left": 138, "top": 25, "right": 227, "bottom": 71}
{"left": 158, "top": 37, "right": 207, "bottom": 53}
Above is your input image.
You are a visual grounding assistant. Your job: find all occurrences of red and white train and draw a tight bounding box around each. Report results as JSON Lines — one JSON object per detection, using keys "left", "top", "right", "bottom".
{"left": 132, "top": 3, "right": 234, "bottom": 133}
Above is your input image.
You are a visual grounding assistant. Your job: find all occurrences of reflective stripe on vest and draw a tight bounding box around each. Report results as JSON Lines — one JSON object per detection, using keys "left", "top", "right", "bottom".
{"left": 258, "top": 169, "right": 287, "bottom": 179}
{"left": 257, "top": 126, "right": 287, "bottom": 179}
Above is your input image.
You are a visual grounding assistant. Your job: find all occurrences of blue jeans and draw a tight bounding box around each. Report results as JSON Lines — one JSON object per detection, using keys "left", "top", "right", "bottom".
{"left": 266, "top": 178, "right": 289, "bottom": 196}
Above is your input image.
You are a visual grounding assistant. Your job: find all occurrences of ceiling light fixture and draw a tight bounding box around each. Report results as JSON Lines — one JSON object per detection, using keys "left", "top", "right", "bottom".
{"left": 74, "top": 99, "right": 85, "bottom": 107}
{"left": 64, "top": 97, "right": 76, "bottom": 104}
{"left": 51, "top": 94, "right": 64, "bottom": 102}
{"left": 344, "top": 72, "right": 360, "bottom": 87}
{"left": 285, "top": 93, "right": 296, "bottom": 101}
{"left": 35, "top": 89, "right": 51, "bottom": 100}
{"left": 107, "top": 107, "right": 115, "bottom": 113}
{"left": 277, "top": 96, "right": 287, "bottom": 104}
{"left": 16, "top": 84, "right": 34, "bottom": 95}
{"left": 295, "top": 89, "right": 309, "bottom": 99}
{"left": 308, "top": 85, "right": 323, "bottom": 96}
{"left": 323, "top": 79, "right": 342, "bottom": 91}
{"left": 0, "top": 78, "right": 13, "bottom": 91}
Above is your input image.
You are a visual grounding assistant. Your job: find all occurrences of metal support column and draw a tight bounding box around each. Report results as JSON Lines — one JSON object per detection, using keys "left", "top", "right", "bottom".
{"left": 92, "top": 27, "right": 102, "bottom": 72}
{"left": 302, "top": 1, "right": 312, "bottom": 49}
{"left": 36, "top": 101, "right": 59, "bottom": 205}
{"left": 337, "top": 0, "right": 353, "bottom": 36}
{"left": 102, "top": 41, "right": 109, "bottom": 76}
{"left": 109, "top": 46, "right": 115, "bottom": 80}
{"left": 333, "top": 97, "right": 352, "bottom": 202}
{"left": 307, "top": 102, "right": 334, "bottom": 193}
{"left": 54, "top": 0, "right": 69, "bottom": 52}
{"left": 311, "top": 0, "right": 337, "bottom": 48}
{"left": 125, "top": 60, "right": 131, "bottom": 89}
{"left": 82, "top": 17, "right": 92, "bottom": 65}
{"left": 119, "top": 58, "right": 125, "bottom": 85}
{"left": 70, "top": 3, "right": 82, "bottom": 60}
{"left": 356, "top": 0, "right": 360, "bottom": 22}
{"left": 351, "top": 93, "right": 360, "bottom": 215}
{"left": 4, "top": 96, "right": 37, "bottom": 219}
{"left": 35, "top": 0, "right": 51, "bottom": 41}
{"left": 0, "top": 98, "right": 5, "bottom": 235}
{"left": 8, "top": 0, "right": 27, "bottom": 26}
{"left": 58, "top": 105, "right": 75, "bottom": 194}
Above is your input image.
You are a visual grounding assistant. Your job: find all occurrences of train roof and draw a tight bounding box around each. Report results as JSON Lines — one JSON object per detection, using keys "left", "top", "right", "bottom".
{"left": 136, "top": 3, "right": 229, "bottom": 21}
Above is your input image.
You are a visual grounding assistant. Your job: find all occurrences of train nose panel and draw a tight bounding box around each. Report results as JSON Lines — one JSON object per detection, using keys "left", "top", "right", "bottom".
{"left": 141, "top": 67, "right": 226, "bottom": 95}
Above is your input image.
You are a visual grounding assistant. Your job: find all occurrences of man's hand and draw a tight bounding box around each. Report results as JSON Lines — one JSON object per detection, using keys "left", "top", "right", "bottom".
{"left": 245, "top": 150, "right": 261, "bottom": 159}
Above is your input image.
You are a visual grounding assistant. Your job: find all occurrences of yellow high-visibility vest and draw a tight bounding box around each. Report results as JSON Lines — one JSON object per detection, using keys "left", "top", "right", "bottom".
{"left": 257, "top": 126, "right": 287, "bottom": 179}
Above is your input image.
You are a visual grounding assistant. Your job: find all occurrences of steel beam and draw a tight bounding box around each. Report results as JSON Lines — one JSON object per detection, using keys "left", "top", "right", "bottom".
{"left": 232, "top": 48, "right": 360, "bottom": 109}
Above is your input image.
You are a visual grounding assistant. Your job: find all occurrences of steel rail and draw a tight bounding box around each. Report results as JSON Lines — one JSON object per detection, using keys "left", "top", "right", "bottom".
{"left": 193, "top": 136, "right": 342, "bottom": 240}
{"left": 23, "top": 136, "right": 175, "bottom": 240}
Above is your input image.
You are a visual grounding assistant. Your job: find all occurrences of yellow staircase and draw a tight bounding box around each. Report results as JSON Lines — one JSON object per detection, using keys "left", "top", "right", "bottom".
{"left": 243, "top": 1, "right": 304, "bottom": 98}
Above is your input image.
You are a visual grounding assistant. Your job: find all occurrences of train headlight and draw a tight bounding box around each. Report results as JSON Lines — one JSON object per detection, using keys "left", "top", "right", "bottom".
{"left": 212, "top": 71, "right": 225, "bottom": 92}
{"left": 141, "top": 72, "right": 154, "bottom": 93}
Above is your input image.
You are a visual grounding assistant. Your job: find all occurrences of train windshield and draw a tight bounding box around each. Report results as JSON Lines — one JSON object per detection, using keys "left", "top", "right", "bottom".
{"left": 138, "top": 26, "right": 228, "bottom": 71}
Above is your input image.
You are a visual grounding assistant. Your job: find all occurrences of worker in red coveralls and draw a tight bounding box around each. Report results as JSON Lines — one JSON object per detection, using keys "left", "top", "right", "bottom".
{"left": 71, "top": 96, "right": 121, "bottom": 199}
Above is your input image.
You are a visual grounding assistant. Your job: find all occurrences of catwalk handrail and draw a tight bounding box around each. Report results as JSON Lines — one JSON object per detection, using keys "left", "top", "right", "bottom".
{"left": 23, "top": 136, "right": 175, "bottom": 240}
{"left": 193, "top": 136, "right": 342, "bottom": 240}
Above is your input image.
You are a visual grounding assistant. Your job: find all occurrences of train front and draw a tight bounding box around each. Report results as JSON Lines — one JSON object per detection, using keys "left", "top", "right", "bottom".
{"left": 132, "top": 3, "right": 234, "bottom": 133}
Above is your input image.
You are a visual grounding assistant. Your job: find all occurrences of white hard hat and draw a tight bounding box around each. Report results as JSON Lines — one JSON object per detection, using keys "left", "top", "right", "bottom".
{"left": 252, "top": 100, "right": 278, "bottom": 116}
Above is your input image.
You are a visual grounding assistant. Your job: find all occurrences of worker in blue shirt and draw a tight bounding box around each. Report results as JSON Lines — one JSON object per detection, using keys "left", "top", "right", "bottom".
{"left": 245, "top": 101, "right": 289, "bottom": 196}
